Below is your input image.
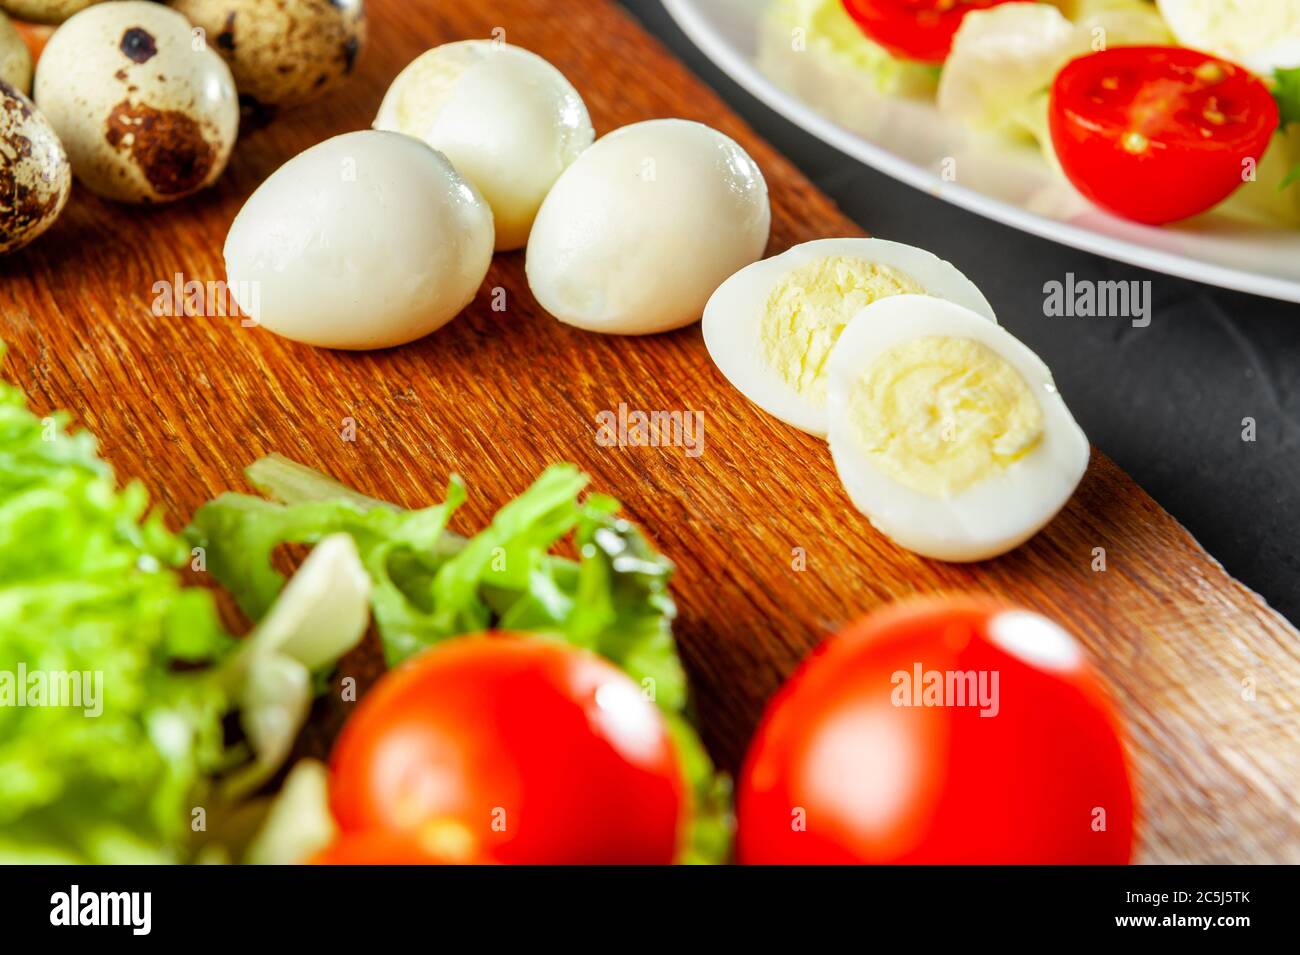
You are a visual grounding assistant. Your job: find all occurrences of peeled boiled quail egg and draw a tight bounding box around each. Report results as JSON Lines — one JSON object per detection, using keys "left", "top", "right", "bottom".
{"left": 0, "top": 80, "right": 70, "bottom": 253}
{"left": 168, "top": 0, "right": 366, "bottom": 110}
{"left": 33, "top": 2, "right": 238, "bottom": 203}
{"left": 224, "top": 130, "right": 494, "bottom": 350}
{"left": 375, "top": 40, "right": 593, "bottom": 252}
{"left": 526, "top": 118, "right": 770, "bottom": 335}
{"left": 0, "top": 12, "right": 31, "bottom": 94}
{"left": 0, "top": 1, "right": 102, "bottom": 26}
{"left": 826, "top": 295, "right": 1088, "bottom": 562}
{"left": 703, "top": 238, "right": 995, "bottom": 437}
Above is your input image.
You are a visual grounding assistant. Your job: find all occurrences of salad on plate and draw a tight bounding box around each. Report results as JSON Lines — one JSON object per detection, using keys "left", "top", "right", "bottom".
{"left": 761, "top": 0, "right": 1300, "bottom": 228}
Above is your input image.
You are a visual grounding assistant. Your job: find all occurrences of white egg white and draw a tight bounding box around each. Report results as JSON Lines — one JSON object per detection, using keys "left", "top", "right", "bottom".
{"left": 1157, "top": 0, "right": 1300, "bottom": 75}
{"left": 702, "top": 238, "right": 996, "bottom": 437}
{"left": 826, "top": 295, "right": 1089, "bottom": 562}
{"left": 224, "top": 130, "right": 494, "bottom": 350}
{"left": 526, "top": 118, "right": 770, "bottom": 335}
{"left": 374, "top": 40, "right": 594, "bottom": 251}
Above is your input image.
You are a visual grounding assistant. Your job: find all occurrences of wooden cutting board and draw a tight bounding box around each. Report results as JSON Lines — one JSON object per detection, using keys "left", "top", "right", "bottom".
{"left": 2, "top": 0, "right": 1298, "bottom": 864}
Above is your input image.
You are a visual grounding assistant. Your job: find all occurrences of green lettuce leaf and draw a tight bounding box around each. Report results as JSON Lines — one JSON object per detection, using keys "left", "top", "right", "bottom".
{"left": 187, "top": 454, "right": 732, "bottom": 863}
{"left": 1275, "top": 67, "right": 1300, "bottom": 188}
{"left": 0, "top": 353, "right": 232, "bottom": 863}
{"left": 1276, "top": 66, "right": 1300, "bottom": 126}
{"left": 759, "top": 0, "right": 940, "bottom": 104}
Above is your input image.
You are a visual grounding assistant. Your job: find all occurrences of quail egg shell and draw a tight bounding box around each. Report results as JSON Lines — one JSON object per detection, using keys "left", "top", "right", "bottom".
{"left": 703, "top": 238, "right": 996, "bottom": 437}
{"left": 0, "top": 80, "right": 70, "bottom": 253}
{"left": 224, "top": 130, "right": 495, "bottom": 351}
{"left": 826, "top": 294, "right": 1089, "bottom": 562}
{"left": 526, "top": 118, "right": 770, "bottom": 335}
{"left": 168, "top": 0, "right": 365, "bottom": 109}
{"left": 33, "top": 1, "right": 238, "bottom": 203}
{"left": 0, "top": 1, "right": 103, "bottom": 26}
{"left": 374, "top": 39, "right": 593, "bottom": 252}
{"left": 0, "top": 12, "right": 31, "bottom": 93}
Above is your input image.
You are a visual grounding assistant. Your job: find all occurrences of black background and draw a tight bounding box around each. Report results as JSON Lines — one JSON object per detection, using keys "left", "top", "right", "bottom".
{"left": 3, "top": 864, "right": 1274, "bottom": 940}
{"left": 621, "top": 0, "right": 1300, "bottom": 624}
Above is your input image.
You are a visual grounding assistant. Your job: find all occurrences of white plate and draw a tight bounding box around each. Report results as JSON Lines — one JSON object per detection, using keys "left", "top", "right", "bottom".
{"left": 663, "top": 0, "right": 1300, "bottom": 304}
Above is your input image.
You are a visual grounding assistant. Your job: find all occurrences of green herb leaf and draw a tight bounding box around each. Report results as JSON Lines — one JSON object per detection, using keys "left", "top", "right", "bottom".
{"left": 1274, "top": 66, "right": 1300, "bottom": 127}
{"left": 186, "top": 455, "right": 734, "bottom": 862}
{"left": 0, "top": 352, "right": 232, "bottom": 863}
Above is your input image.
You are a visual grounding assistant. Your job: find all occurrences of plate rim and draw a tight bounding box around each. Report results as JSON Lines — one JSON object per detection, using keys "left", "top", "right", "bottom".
{"left": 661, "top": 0, "right": 1300, "bottom": 305}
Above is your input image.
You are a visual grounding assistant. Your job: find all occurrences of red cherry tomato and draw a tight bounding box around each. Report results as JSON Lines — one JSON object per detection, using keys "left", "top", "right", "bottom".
{"left": 737, "top": 598, "right": 1135, "bottom": 864}
{"left": 329, "top": 635, "right": 686, "bottom": 864}
{"left": 841, "top": 0, "right": 1019, "bottom": 64}
{"left": 1049, "top": 46, "right": 1278, "bottom": 224}
{"left": 310, "top": 830, "right": 491, "bottom": 865}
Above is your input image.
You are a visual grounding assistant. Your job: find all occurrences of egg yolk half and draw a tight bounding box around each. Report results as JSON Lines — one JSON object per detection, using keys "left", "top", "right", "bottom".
{"left": 761, "top": 256, "right": 924, "bottom": 407}
{"left": 846, "top": 336, "right": 1045, "bottom": 497}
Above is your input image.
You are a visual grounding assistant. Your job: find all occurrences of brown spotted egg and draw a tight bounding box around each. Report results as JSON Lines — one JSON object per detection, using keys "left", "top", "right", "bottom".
{"left": 168, "top": 0, "right": 365, "bottom": 110}
{"left": 0, "top": 80, "right": 70, "bottom": 254}
{"left": 0, "top": 1, "right": 104, "bottom": 26}
{"left": 33, "top": 1, "right": 238, "bottom": 203}
{"left": 0, "top": 12, "right": 32, "bottom": 94}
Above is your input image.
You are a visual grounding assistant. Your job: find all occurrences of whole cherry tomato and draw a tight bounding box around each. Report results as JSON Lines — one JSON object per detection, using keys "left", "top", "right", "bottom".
{"left": 737, "top": 597, "right": 1135, "bottom": 864}
{"left": 329, "top": 634, "right": 686, "bottom": 864}
{"left": 310, "top": 830, "right": 491, "bottom": 865}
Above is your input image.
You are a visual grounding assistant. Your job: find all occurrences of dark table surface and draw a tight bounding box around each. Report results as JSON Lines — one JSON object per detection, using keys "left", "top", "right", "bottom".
{"left": 621, "top": 0, "right": 1300, "bottom": 625}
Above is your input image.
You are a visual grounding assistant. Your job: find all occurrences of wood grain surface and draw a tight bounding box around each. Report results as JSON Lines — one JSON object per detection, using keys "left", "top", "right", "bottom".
{"left": 2, "top": 0, "right": 1298, "bottom": 863}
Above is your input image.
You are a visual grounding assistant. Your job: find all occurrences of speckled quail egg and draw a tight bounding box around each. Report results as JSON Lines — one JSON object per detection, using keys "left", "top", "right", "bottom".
{"left": 0, "top": 13, "right": 31, "bottom": 94}
{"left": 0, "top": 1, "right": 104, "bottom": 26}
{"left": 703, "top": 238, "right": 996, "bottom": 437}
{"left": 0, "top": 80, "right": 71, "bottom": 254}
{"left": 375, "top": 40, "right": 593, "bottom": 251}
{"left": 526, "top": 119, "right": 771, "bottom": 335}
{"left": 33, "top": 2, "right": 238, "bottom": 203}
{"left": 168, "top": 0, "right": 365, "bottom": 110}
{"left": 224, "top": 130, "right": 495, "bottom": 350}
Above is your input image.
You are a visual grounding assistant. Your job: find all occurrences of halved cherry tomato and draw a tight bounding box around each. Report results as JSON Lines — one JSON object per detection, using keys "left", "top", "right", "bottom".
{"left": 841, "top": 0, "right": 1019, "bottom": 64}
{"left": 737, "top": 597, "right": 1135, "bottom": 864}
{"left": 1050, "top": 46, "right": 1278, "bottom": 224}
{"left": 329, "top": 634, "right": 686, "bottom": 864}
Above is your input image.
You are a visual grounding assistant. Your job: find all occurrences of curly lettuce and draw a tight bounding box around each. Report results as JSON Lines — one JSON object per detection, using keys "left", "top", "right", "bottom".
{"left": 759, "top": 0, "right": 940, "bottom": 108}
{"left": 0, "top": 353, "right": 233, "bottom": 863}
{"left": 187, "top": 454, "right": 732, "bottom": 863}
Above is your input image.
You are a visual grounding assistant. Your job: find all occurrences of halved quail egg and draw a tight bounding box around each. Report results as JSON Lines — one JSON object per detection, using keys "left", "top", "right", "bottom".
{"left": 703, "top": 238, "right": 995, "bottom": 437}
{"left": 826, "top": 294, "right": 1088, "bottom": 562}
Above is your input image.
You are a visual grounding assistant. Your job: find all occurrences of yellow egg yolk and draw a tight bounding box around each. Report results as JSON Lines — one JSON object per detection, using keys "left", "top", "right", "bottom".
{"left": 761, "top": 256, "right": 925, "bottom": 407}
{"left": 846, "top": 336, "right": 1045, "bottom": 497}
